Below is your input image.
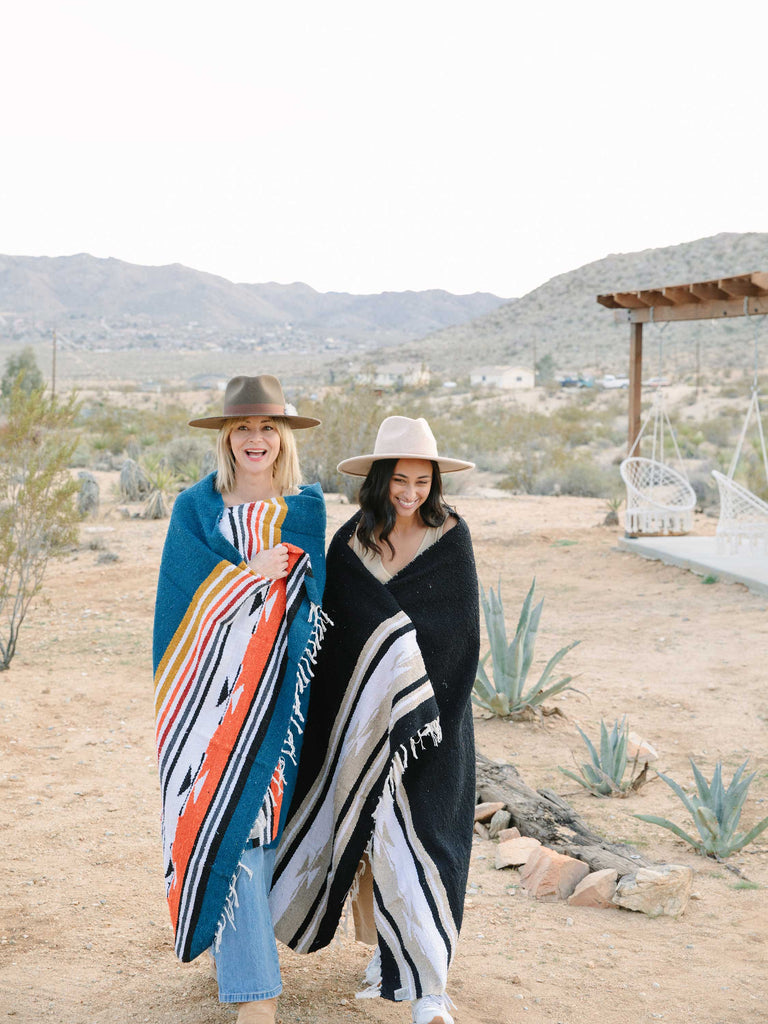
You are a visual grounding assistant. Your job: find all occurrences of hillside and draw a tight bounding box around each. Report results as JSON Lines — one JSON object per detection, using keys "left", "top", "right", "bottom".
{"left": 395, "top": 232, "right": 768, "bottom": 379}
{"left": 0, "top": 253, "right": 509, "bottom": 346}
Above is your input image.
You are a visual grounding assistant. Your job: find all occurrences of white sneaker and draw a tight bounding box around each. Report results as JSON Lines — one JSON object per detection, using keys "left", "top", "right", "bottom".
{"left": 411, "top": 993, "right": 456, "bottom": 1024}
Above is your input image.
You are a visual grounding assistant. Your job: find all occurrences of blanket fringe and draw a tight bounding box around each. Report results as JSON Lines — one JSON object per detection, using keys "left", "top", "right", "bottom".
{"left": 281, "top": 603, "right": 332, "bottom": 767}
{"left": 213, "top": 857, "right": 254, "bottom": 952}
{"left": 216, "top": 603, "right": 333, "bottom": 949}
{"left": 385, "top": 718, "right": 442, "bottom": 798}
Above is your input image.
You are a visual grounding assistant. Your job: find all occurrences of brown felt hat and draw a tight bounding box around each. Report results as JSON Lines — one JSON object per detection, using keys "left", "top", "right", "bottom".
{"left": 188, "top": 375, "right": 320, "bottom": 430}
{"left": 337, "top": 416, "right": 474, "bottom": 476}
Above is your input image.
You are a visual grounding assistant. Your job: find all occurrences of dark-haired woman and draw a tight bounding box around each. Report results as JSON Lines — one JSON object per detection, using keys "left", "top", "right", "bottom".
{"left": 271, "top": 416, "right": 480, "bottom": 1024}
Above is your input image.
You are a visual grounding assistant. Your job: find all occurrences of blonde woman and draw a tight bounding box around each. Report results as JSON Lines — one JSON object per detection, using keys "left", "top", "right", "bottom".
{"left": 153, "top": 375, "right": 327, "bottom": 1023}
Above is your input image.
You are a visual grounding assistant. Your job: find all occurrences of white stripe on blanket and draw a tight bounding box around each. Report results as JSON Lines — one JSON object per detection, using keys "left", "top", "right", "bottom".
{"left": 371, "top": 777, "right": 457, "bottom": 1000}
{"left": 271, "top": 612, "right": 436, "bottom": 950}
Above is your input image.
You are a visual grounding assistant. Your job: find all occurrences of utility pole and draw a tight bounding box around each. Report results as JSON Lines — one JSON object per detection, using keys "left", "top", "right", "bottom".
{"left": 695, "top": 337, "right": 701, "bottom": 399}
{"left": 51, "top": 328, "right": 57, "bottom": 397}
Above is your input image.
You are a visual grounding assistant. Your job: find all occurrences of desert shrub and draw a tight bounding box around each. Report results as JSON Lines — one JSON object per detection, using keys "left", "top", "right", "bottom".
{"left": 559, "top": 718, "right": 649, "bottom": 797}
{"left": 635, "top": 759, "right": 768, "bottom": 859}
{"left": 2, "top": 347, "right": 44, "bottom": 398}
{"left": 298, "top": 389, "right": 387, "bottom": 498}
{"left": 0, "top": 384, "right": 81, "bottom": 670}
{"left": 534, "top": 456, "right": 617, "bottom": 498}
{"left": 162, "top": 436, "right": 212, "bottom": 483}
{"left": 473, "top": 579, "right": 579, "bottom": 718}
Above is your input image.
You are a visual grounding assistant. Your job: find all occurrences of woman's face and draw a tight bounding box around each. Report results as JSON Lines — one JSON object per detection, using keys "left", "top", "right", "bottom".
{"left": 228, "top": 417, "right": 281, "bottom": 477}
{"left": 388, "top": 458, "right": 433, "bottom": 520}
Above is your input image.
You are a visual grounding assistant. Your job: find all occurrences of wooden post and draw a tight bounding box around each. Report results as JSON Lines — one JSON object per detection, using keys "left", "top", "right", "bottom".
{"left": 628, "top": 322, "right": 643, "bottom": 453}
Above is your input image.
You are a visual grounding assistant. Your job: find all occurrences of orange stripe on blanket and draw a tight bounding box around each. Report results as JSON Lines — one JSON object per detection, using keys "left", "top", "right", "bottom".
{"left": 166, "top": 577, "right": 289, "bottom": 929}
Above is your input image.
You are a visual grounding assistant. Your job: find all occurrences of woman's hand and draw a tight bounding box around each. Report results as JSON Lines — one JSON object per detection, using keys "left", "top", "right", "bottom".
{"left": 248, "top": 544, "right": 289, "bottom": 579}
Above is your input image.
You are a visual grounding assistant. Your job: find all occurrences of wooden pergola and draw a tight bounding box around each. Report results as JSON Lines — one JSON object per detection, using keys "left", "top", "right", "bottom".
{"left": 597, "top": 272, "right": 768, "bottom": 451}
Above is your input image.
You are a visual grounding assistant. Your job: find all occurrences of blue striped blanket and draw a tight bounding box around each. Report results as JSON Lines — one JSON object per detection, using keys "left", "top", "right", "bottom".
{"left": 152, "top": 474, "right": 326, "bottom": 962}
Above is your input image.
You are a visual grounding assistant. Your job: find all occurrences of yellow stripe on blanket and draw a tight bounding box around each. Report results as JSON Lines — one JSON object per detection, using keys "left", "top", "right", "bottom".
{"left": 153, "top": 560, "right": 255, "bottom": 717}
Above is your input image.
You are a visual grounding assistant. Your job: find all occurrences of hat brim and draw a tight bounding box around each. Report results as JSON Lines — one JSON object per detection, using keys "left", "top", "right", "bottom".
{"left": 188, "top": 413, "right": 321, "bottom": 430}
{"left": 337, "top": 453, "right": 475, "bottom": 476}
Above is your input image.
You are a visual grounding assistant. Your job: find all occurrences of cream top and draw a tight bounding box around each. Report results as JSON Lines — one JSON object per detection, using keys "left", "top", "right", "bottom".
{"left": 350, "top": 522, "right": 445, "bottom": 583}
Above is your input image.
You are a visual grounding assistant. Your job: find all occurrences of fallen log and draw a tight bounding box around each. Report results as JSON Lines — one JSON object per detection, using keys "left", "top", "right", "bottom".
{"left": 475, "top": 751, "right": 651, "bottom": 876}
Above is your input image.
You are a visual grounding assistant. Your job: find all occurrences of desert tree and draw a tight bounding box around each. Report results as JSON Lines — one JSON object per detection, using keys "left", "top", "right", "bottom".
{"left": 0, "top": 382, "right": 81, "bottom": 670}
{"left": 1, "top": 347, "right": 44, "bottom": 399}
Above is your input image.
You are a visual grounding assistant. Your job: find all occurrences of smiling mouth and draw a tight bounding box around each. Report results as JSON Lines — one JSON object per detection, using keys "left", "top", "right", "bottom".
{"left": 396, "top": 497, "right": 418, "bottom": 508}
{"left": 245, "top": 448, "right": 268, "bottom": 459}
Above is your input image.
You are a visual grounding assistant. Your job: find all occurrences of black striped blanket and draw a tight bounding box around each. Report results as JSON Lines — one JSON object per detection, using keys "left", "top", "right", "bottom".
{"left": 271, "top": 512, "right": 479, "bottom": 1002}
{"left": 152, "top": 475, "right": 326, "bottom": 962}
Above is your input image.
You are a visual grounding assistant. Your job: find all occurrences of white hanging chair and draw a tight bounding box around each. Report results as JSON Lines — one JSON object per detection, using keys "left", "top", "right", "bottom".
{"left": 712, "top": 374, "right": 768, "bottom": 554}
{"left": 620, "top": 326, "right": 696, "bottom": 536}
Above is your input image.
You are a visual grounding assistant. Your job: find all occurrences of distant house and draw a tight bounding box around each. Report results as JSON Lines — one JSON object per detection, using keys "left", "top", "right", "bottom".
{"left": 357, "top": 363, "right": 430, "bottom": 389}
{"left": 470, "top": 365, "right": 534, "bottom": 389}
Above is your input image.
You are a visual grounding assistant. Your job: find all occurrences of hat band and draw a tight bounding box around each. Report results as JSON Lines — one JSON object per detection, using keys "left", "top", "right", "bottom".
{"left": 224, "top": 402, "right": 287, "bottom": 417}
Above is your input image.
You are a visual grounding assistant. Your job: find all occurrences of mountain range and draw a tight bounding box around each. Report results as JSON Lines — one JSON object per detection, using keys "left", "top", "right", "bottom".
{"left": 395, "top": 232, "right": 768, "bottom": 378}
{"left": 2, "top": 233, "right": 767, "bottom": 385}
{"left": 0, "top": 253, "right": 510, "bottom": 346}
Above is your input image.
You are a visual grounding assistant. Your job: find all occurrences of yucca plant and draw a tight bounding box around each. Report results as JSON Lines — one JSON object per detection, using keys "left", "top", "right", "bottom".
{"left": 635, "top": 759, "right": 768, "bottom": 859}
{"left": 140, "top": 455, "right": 179, "bottom": 521}
{"left": 559, "top": 717, "right": 649, "bottom": 797}
{"left": 472, "top": 579, "right": 579, "bottom": 717}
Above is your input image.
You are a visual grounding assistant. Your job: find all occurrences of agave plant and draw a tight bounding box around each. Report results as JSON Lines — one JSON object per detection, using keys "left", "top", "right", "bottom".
{"left": 635, "top": 759, "right": 768, "bottom": 859}
{"left": 472, "top": 578, "right": 579, "bottom": 718}
{"left": 559, "top": 717, "right": 649, "bottom": 797}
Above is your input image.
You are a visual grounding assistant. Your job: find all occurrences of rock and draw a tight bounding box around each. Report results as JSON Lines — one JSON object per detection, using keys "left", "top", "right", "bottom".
{"left": 495, "top": 836, "right": 541, "bottom": 869}
{"left": 519, "top": 847, "right": 590, "bottom": 899}
{"left": 77, "top": 471, "right": 99, "bottom": 518}
{"left": 488, "top": 809, "right": 512, "bottom": 838}
{"left": 474, "top": 822, "right": 490, "bottom": 840}
{"left": 119, "top": 458, "right": 152, "bottom": 502}
{"left": 612, "top": 864, "right": 693, "bottom": 918}
{"left": 568, "top": 868, "right": 619, "bottom": 908}
{"left": 142, "top": 489, "right": 168, "bottom": 520}
{"left": 498, "top": 827, "right": 521, "bottom": 842}
{"left": 474, "top": 801, "right": 505, "bottom": 823}
{"left": 627, "top": 731, "right": 659, "bottom": 763}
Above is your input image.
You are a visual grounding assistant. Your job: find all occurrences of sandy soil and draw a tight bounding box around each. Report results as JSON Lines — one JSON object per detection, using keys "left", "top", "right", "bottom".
{"left": 1, "top": 481, "right": 767, "bottom": 1024}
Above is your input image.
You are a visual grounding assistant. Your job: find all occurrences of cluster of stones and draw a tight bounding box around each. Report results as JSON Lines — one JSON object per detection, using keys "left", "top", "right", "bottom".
{"left": 474, "top": 802, "right": 693, "bottom": 918}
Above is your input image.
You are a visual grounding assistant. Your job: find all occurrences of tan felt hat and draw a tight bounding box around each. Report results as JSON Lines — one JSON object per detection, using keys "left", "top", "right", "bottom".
{"left": 188, "top": 375, "right": 320, "bottom": 430}
{"left": 337, "top": 416, "right": 474, "bottom": 476}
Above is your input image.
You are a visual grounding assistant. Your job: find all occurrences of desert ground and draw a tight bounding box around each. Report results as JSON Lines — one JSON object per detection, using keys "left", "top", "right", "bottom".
{"left": 1, "top": 478, "right": 767, "bottom": 1024}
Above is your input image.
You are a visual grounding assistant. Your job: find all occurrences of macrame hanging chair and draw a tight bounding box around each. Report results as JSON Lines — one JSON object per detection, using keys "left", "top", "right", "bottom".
{"left": 620, "top": 322, "right": 696, "bottom": 537}
{"left": 711, "top": 314, "right": 768, "bottom": 554}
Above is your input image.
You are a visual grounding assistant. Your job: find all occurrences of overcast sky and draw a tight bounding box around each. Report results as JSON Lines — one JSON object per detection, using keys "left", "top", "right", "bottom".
{"left": 3, "top": 1, "right": 766, "bottom": 298}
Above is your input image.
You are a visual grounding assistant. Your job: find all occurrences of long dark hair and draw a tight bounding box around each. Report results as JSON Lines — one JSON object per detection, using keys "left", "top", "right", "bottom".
{"left": 355, "top": 458, "right": 453, "bottom": 557}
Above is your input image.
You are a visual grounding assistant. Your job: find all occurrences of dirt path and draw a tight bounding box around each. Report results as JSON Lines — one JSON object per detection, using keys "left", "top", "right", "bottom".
{"left": 1, "top": 486, "right": 766, "bottom": 1023}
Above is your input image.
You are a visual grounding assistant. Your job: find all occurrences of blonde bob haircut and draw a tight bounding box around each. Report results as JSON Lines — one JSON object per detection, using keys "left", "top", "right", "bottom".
{"left": 214, "top": 417, "right": 302, "bottom": 497}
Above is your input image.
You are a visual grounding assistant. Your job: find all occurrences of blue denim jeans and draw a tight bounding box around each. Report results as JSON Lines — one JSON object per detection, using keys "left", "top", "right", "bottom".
{"left": 213, "top": 844, "right": 282, "bottom": 1003}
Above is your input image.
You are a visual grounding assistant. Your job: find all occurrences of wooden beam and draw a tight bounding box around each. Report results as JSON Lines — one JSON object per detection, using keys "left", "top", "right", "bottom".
{"left": 596, "top": 294, "right": 622, "bottom": 309}
{"left": 718, "top": 276, "right": 761, "bottom": 298}
{"left": 689, "top": 282, "right": 730, "bottom": 301}
{"left": 626, "top": 294, "right": 768, "bottom": 323}
{"left": 613, "top": 292, "right": 649, "bottom": 308}
{"left": 750, "top": 272, "right": 768, "bottom": 292}
{"left": 628, "top": 322, "right": 643, "bottom": 454}
{"left": 637, "top": 289, "right": 674, "bottom": 306}
{"left": 663, "top": 286, "right": 699, "bottom": 304}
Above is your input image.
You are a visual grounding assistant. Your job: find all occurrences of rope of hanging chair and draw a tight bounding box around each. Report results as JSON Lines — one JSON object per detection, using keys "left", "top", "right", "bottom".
{"left": 626, "top": 317, "right": 689, "bottom": 478}
{"left": 725, "top": 307, "right": 768, "bottom": 483}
